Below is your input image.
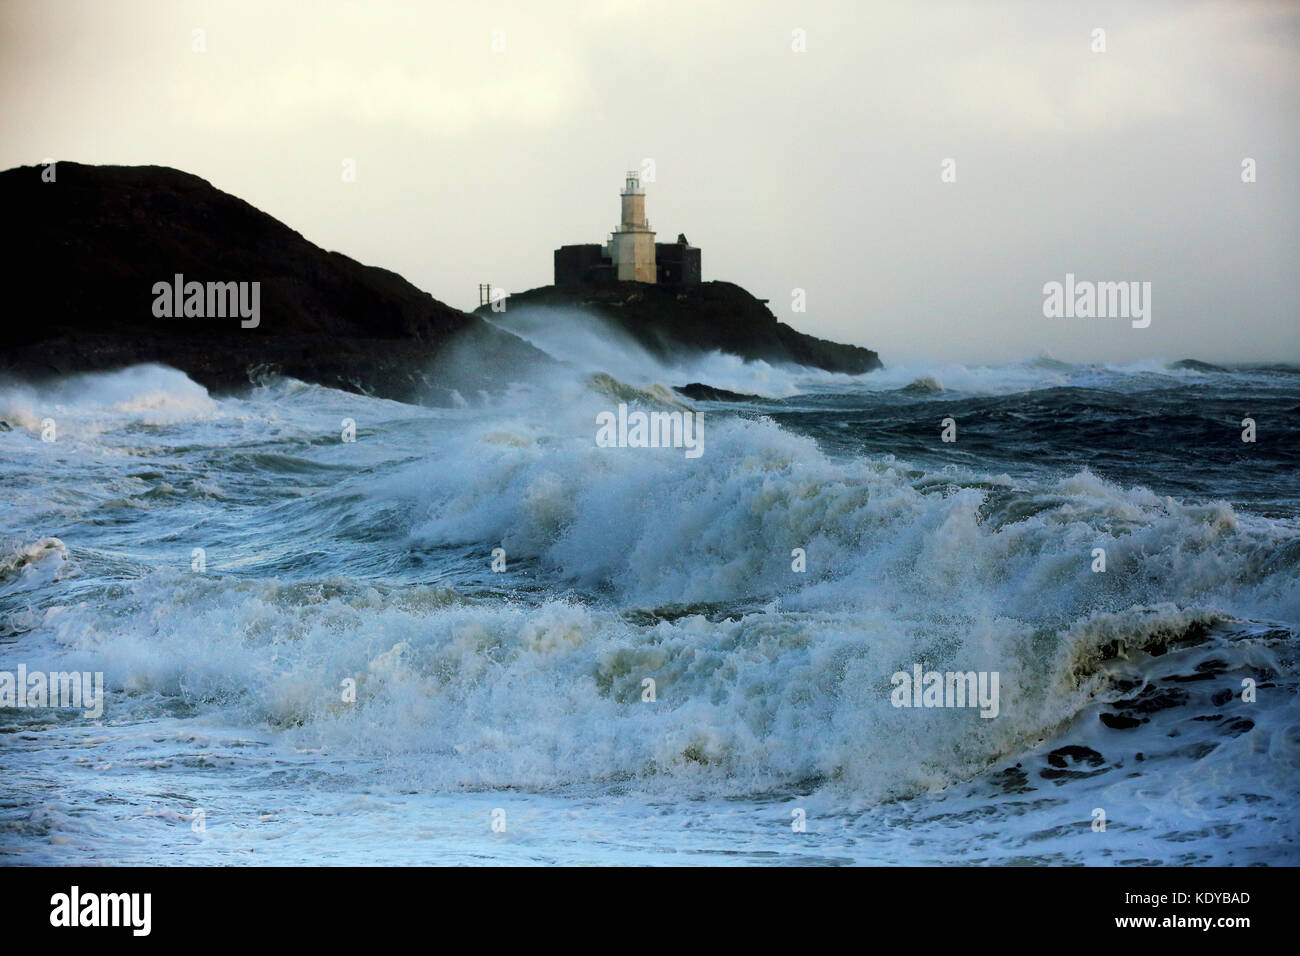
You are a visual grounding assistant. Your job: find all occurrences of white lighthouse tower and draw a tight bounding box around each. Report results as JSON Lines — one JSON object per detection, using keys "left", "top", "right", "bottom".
{"left": 605, "top": 171, "right": 657, "bottom": 283}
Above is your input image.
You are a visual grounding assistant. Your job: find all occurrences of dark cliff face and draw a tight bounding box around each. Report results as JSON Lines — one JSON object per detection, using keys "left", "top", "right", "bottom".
{"left": 477, "top": 281, "right": 882, "bottom": 375}
{"left": 1, "top": 162, "right": 545, "bottom": 403}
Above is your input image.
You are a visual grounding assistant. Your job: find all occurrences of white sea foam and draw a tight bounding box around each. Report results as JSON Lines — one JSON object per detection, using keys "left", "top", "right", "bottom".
{"left": 1, "top": 360, "right": 1296, "bottom": 864}
{"left": 484, "top": 305, "right": 863, "bottom": 398}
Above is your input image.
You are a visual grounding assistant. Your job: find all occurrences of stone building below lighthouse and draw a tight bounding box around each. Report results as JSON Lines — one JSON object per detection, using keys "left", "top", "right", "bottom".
{"left": 554, "top": 171, "right": 701, "bottom": 287}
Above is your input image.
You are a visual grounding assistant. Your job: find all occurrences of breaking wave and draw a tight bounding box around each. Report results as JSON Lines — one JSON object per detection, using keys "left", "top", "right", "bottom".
{"left": 5, "top": 362, "right": 1297, "bottom": 813}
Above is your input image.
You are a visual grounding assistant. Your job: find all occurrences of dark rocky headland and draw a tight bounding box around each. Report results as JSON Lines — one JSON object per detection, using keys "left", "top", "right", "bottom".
{"left": 2, "top": 162, "right": 548, "bottom": 404}
{"left": 3, "top": 163, "right": 880, "bottom": 402}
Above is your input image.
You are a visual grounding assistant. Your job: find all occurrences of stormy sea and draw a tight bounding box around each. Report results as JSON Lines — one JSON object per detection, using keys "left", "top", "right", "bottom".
{"left": 2, "top": 323, "right": 1297, "bottom": 865}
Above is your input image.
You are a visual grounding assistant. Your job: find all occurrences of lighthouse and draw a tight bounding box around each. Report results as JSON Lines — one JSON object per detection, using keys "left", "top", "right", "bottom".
{"left": 606, "top": 171, "right": 657, "bottom": 283}
{"left": 552, "top": 172, "right": 700, "bottom": 287}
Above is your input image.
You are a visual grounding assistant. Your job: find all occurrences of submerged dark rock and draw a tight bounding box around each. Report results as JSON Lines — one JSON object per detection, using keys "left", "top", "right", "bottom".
{"left": 1046, "top": 745, "right": 1106, "bottom": 768}
{"left": 1, "top": 162, "right": 547, "bottom": 403}
{"left": 1169, "top": 358, "right": 1226, "bottom": 372}
{"left": 479, "top": 281, "right": 882, "bottom": 375}
{"left": 1100, "top": 712, "right": 1144, "bottom": 730}
{"left": 1041, "top": 745, "right": 1110, "bottom": 781}
{"left": 672, "top": 382, "right": 762, "bottom": 402}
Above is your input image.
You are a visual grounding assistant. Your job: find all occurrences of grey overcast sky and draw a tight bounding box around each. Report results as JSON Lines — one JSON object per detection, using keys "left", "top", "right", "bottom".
{"left": 2, "top": 0, "right": 1297, "bottom": 365}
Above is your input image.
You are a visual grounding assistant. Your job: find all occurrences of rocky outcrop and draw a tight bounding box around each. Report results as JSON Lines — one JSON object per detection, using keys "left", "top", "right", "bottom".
{"left": 672, "top": 383, "right": 762, "bottom": 402}
{"left": 476, "top": 281, "right": 882, "bottom": 375}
